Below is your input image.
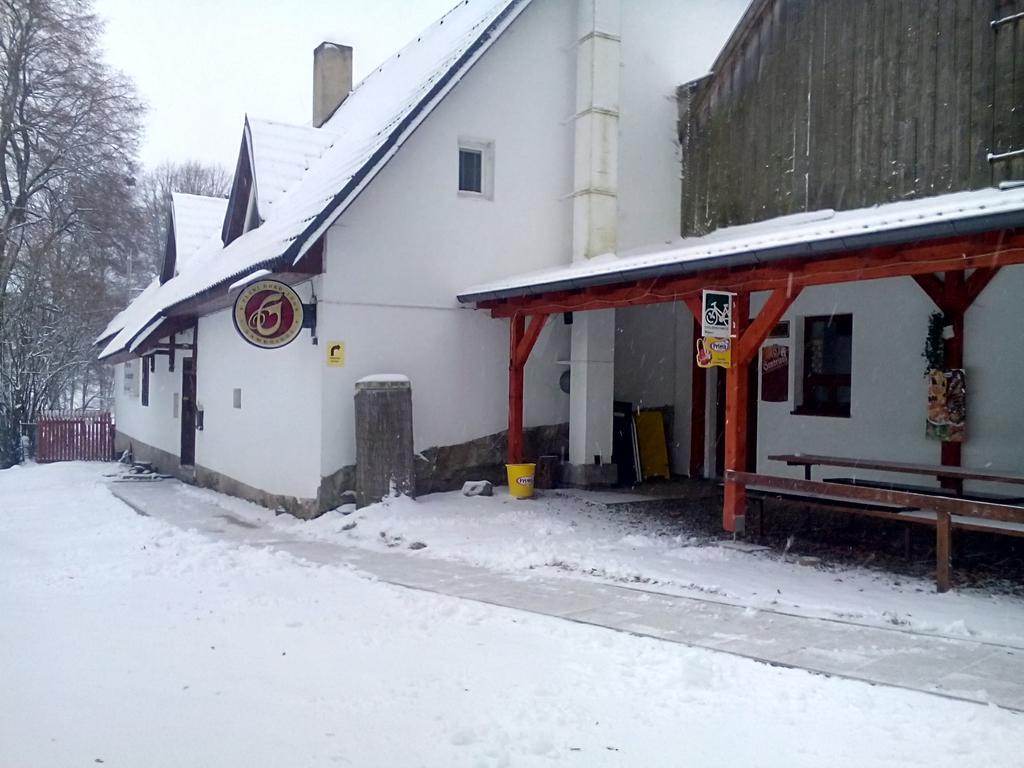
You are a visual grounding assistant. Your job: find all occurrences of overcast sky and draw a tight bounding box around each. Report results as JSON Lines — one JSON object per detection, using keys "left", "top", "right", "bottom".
{"left": 95, "top": 0, "right": 457, "bottom": 171}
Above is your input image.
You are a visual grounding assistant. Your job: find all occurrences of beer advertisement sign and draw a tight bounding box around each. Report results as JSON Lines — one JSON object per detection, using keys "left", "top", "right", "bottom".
{"left": 696, "top": 336, "right": 731, "bottom": 369}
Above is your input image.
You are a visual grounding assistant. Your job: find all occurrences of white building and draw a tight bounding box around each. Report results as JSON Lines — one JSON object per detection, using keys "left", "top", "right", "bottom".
{"left": 98, "top": 0, "right": 748, "bottom": 516}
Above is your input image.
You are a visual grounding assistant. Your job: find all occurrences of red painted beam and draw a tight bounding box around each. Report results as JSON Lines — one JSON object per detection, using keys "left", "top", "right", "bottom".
{"left": 722, "top": 292, "right": 751, "bottom": 532}
{"left": 736, "top": 286, "right": 802, "bottom": 368}
{"left": 508, "top": 316, "right": 526, "bottom": 465}
{"left": 482, "top": 230, "right": 1024, "bottom": 319}
{"left": 507, "top": 314, "right": 549, "bottom": 465}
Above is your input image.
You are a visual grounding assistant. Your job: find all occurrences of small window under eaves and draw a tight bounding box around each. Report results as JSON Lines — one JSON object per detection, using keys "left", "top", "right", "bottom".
{"left": 457, "top": 139, "right": 494, "bottom": 199}
{"left": 459, "top": 148, "right": 483, "bottom": 193}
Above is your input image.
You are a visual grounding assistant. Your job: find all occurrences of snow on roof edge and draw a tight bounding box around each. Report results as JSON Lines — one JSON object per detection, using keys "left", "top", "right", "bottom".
{"left": 458, "top": 186, "right": 1024, "bottom": 303}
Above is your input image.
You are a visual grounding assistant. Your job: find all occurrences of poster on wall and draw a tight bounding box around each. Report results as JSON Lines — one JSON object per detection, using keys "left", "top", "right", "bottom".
{"left": 926, "top": 368, "right": 966, "bottom": 442}
{"left": 761, "top": 344, "right": 789, "bottom": 402}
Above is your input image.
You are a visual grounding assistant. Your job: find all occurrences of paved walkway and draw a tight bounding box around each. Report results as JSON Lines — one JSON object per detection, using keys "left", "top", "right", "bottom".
{"left": 110, "top": 480, "right": 1024, "bottom": 713}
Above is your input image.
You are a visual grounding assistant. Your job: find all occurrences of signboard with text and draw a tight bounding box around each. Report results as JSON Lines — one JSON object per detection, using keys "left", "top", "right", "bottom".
{"left": 701, "top": 289, "right": 735, "bottom": 338}
{"left": 233, "top": 280, "right": 304, "bottom": 349}
{"left": 696, "top": 336, "right": 731, "bottom": 369}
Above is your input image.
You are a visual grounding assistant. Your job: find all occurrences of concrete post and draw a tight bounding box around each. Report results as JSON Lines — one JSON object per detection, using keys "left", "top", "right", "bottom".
{"left": 354, "top": 375, "right": 415, "bottom": 508}
{"left": 566, "top": 309, "right": 617, "bottom": 485}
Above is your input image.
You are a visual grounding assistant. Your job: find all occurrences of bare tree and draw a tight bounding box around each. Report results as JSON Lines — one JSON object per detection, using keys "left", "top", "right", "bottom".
{"left": 0, "top": 0, "right": 144, "bottom": 464}
{"left": 134, "top": 160, "right": 230, "bottom": 280}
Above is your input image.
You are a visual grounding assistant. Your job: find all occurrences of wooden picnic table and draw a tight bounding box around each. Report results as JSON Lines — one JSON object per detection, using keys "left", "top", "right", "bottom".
{"left": 768, "top": 453, "right": 1024, "bottom": 487}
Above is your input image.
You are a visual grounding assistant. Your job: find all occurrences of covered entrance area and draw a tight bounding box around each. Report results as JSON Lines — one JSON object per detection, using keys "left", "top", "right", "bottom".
{"left": 459, "top": 189, "right": 1024, "bottom": 588}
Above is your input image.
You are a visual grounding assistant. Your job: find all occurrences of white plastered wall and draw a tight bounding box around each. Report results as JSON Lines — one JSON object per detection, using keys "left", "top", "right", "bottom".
{"left": 317, "top": 0, "right": 576, "bottom": 477}
{"left": 193, "top": 281, "right": 322, "bottom": 500}
{"left": 112, "top": 328, "right": 193, "bottom": 460}
{"left": 613, "top": 302, "right": 697, "bottom": 474}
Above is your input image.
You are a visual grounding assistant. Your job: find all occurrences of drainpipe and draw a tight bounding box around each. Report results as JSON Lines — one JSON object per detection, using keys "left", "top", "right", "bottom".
{"left": 566, "top": 0, "right": 620, "bottom": 485}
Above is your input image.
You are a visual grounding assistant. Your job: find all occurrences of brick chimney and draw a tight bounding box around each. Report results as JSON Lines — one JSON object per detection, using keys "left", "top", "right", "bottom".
{"left": 313, "top": 42, "right": 353, "bottom": 128}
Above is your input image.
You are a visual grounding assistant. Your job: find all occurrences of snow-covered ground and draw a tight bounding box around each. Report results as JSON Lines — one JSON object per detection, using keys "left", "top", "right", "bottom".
{"left": 2, "top": 463, "right": 1022, "bottom": 767}
{"left": 242, "top": 487, "right": 1024, "bottom": 648}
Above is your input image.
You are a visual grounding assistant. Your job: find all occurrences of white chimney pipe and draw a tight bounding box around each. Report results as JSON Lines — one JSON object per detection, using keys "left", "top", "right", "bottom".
{"left": 313, "top": 42, "right": 353, "bottom": 128}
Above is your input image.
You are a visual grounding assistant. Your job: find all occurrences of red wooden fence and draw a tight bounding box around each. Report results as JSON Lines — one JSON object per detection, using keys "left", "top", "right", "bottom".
{"left": 35, "top": 411, "right": 114, "bottom": 463}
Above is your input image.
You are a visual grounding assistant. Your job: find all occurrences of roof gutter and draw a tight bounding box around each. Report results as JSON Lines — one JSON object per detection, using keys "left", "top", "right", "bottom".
{"left": 457, "top": 207, "right": 1024, "bottom": 304}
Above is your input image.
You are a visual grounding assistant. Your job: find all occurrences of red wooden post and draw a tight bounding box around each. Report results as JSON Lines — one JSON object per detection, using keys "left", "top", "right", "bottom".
{"left": 689, "top": 314, "right": 707, "bottom": 477}
{"left": 722, "top": 292, "right": 750, "bottom": 532}
{"left": 722, "top": 287, "right": 802, "bottom": 532}
{"left": 507, "top": 314, "right": 549, "bottom": 465}
{"left": 508, "top": 315, "right": 526, "bottom": 464}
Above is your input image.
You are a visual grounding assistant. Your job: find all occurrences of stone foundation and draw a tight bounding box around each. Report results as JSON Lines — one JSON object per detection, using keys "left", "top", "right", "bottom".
{"left": 415, "top": 423, "right": 569, "bottom": 495}
{"left": 315, "top": 423, "right": 570, "bottom": 510}
{"left": 114, "top": 431, "right": 192, "bottom": 483}
{"left": 193, "top": 464, "right": 321, "bottom": 520}
{"left": 123, "top": 424, "right": 571, "bottom": 520}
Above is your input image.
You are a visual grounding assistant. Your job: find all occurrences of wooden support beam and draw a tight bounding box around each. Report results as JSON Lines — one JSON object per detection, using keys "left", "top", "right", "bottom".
{"left": 722, "top": 288, "right": 801, "bottom": 531}
{"left": 514, "top": 314, "right": 549, "bottom": 368}
{"left": 507, "top": 314, "right": 549, "bottom": 465}
{"left": 936, "top": 510, "right": 952, "bottom": 593}
{"left": 964, "top": 267, "right": 999, "bottom": 307}
{"left": 682, "top": 296, "right": 702, "bottom": 320}
{"left": 689, "top": 314, "right": 706, "bottom": 477}
{"left": 912, "top": 273, "right": 945, "bottom": 307}
{"left": 722, "top": 292, "right": 750, "bottom": 532}
{"left": 736, "top": 286, "right": 802, "bottom": 367}
{"left": 508, "top": 316, "right": 526, "bottom": 465}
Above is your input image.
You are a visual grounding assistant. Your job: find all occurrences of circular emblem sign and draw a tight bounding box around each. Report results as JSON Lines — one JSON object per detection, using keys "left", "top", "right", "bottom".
{"left": 233, "top": 280, "right": 304, "bottom": 349}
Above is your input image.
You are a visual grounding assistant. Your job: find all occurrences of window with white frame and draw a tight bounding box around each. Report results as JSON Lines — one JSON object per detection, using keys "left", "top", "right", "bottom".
{"left": 457, "top": 139, "right": 493, "bottom": 198}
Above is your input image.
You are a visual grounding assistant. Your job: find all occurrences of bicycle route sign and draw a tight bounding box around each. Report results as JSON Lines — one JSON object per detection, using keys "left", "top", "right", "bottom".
{"left": 701, "top": 289, "right": 735, "bottom": 337}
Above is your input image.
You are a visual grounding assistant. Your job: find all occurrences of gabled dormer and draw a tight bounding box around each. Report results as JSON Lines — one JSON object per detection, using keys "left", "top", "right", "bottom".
{"left": 222, "top": 127, "right": 257, "bottom": 246}
{"left": 160, "top": 193, "right": 229, "bottom": 281}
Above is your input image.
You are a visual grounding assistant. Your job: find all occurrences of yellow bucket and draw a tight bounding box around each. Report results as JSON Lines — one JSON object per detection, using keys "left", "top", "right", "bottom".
{"left": 506, "top": 463, "right": 537, "bottom": 499}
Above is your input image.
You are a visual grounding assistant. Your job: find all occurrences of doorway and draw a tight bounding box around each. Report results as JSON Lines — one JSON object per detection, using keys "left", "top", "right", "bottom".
{"left": 180, "top": 357, "right": 196, "bottom": 466}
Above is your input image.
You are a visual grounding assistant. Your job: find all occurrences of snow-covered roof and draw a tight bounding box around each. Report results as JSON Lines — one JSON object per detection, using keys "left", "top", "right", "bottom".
{"left": 458, "top": 186, "right": 1024, "bottom": 303}
{"left": 171, "top": 193, "right": 228, "bottom": 272}
{"left": 100, "top": 0, "right": 532, "bottom": 361}
{"left": 246, "top": 118, "right": 337, "bottom": 218}
{"left": 96, "top": 277, "right": 161, "bottom": 347}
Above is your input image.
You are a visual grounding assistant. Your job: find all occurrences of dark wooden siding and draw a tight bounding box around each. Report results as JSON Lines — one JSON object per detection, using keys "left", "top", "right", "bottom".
{"left": 679, "top": 0, "right": 1024, "bottom": 236}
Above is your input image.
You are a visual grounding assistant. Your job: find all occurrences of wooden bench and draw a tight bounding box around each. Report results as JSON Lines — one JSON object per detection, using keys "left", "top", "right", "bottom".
{"left": 822, "top": 477, "right": 1024, "bottom": 505}
{"left": 727, "top": 470, "right": 1024, "bottom": 592}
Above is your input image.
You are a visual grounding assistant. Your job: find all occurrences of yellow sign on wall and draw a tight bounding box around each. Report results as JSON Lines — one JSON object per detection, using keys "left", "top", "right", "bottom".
{"left": 696, "top": 336, "right": 731, "bottom": 369}
{"left": 326, "top": 341, "right": 346, "bottom": 368}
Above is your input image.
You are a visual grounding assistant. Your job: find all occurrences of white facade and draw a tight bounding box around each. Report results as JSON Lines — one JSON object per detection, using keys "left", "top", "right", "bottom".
{"left": 107, "top": 0, "right": 754, "bottom": 511}
{"left": 113, "top": 330, "right": 193, "bottom": 461}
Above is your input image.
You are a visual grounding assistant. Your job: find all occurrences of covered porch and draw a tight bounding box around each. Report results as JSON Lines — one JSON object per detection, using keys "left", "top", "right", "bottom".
{"left": 459, "top": 188, "right": 1024, "bottom": 586}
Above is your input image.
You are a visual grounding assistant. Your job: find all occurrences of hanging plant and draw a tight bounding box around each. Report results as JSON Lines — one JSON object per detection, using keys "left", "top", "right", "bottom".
{"left": 923, "top": 311, "right": 945, "bottom": 376}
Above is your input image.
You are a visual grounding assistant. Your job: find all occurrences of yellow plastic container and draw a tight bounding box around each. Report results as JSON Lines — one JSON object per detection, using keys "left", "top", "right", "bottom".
{"left": 505, "top": 463, "right": 537, "bottom": 499}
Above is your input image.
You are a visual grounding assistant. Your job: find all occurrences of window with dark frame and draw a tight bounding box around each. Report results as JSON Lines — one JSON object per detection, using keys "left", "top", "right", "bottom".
{"left": 797, "top": 314, "right": 852, "bottom": 417}
{"left": 458, "top": 148, "right": 483, "bottom": 193}
{"left": 141, "top": 359, "right": 150, "bottom": 407}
